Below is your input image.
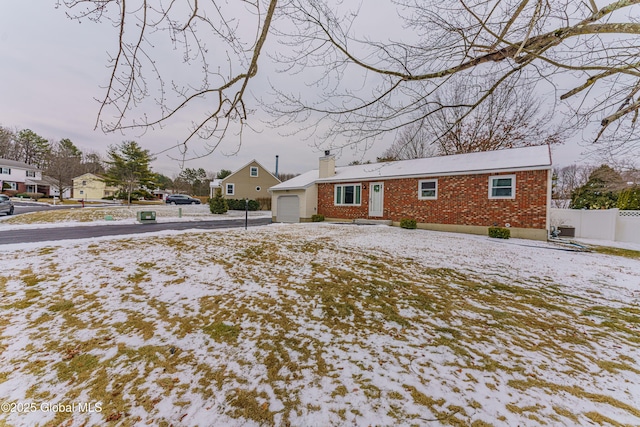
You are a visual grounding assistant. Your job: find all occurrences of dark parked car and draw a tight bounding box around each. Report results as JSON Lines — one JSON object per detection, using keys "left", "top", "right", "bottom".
{"left": 0, "top": 195, "right": 14, "bottom": 215}
{"left": 165, "top": 194, "right": 201, "bottom": 205}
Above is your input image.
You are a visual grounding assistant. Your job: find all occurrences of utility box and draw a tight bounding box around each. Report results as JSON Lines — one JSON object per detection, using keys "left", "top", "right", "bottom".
{"left": 557, "top": 226, "right": 575, "bottom": 238}
{"left": 137, "top": 211, "right": 157, "bottom": 224}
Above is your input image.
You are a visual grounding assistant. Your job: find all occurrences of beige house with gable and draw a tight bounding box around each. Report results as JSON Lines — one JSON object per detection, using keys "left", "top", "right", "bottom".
{"left": 72, "top": 173, "right": 118, "bottom": 200}
{"left": 209, "top": 160, "right": 280, "bottom": 200}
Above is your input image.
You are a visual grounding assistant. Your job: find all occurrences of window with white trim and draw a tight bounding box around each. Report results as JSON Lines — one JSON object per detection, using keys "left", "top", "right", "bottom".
{"left": 418, "top": 179, "right": 437, "bottom": 199}
{"left": 489, "top": 175, "right": 516, "bottom": 199}
{"left": 0, "top": 167, "right": 10, "bottom": 174}
{"left": 226, "top": 183, "right": 235, "bottom": 195}
{"left": 26, "top": 170, "right": 36, "bottom": 178}
{"left": 335, "top": 184, "right": 361, "bottom": 205}
{"left": 250, "top": 166, "right": 259, "bottom": 177}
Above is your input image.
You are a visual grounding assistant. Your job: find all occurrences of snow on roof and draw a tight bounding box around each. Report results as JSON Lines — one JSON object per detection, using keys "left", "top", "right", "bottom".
{"left": 209, "top": 179, "right": 223, "bottom": 188}
{"left": 271, "top": 145, "right": 551, "bottom": 190}
{"left": 0, "top": 158, "right": 40, "bottom": 170}
{"left": 269, "top": 169, "right": 319, "bottom": 191}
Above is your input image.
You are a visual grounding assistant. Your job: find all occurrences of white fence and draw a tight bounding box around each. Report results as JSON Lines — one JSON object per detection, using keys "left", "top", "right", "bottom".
{"left": 550, "top": 208, "right": 640, "bottom": 244}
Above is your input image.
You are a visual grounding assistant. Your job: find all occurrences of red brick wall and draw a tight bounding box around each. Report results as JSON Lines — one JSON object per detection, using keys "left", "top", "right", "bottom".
{"left": 317, "top": 170, "right": 549, "bottom": 229}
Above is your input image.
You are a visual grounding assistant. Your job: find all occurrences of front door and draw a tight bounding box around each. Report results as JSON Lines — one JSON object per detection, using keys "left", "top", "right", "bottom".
{"left": 369, "top": 182, "right": 384, "bottom": 217}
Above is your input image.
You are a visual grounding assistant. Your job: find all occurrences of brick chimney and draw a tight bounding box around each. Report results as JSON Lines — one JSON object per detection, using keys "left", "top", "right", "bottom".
{"left": 319, "top": 150, "right": 335, "bottom": 178}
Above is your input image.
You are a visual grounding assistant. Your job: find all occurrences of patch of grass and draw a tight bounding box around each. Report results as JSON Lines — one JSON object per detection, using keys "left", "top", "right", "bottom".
{"left": 20, "top": 268, "right": 44, "bottom": 287}
{"left": 508, "top": 378, "right": 640, "bottom": 418}
{"left": 584, "top": 411, "right": 625, "bottom": 426}
{"left": 6, "top": 288, "right": 42, "bottom": 309}
{"left": 505, "top": 403, "right": 544, "bottom": 414}
{"left": 203, "top": 322, "right": 241, "bottom": 343}
{"left": 55, "top": 353, "right": 100, "bottom": 383}
{"left": 591, "top": 245, "right": 640, "bottom": 260}
{"left": 387, "top": 391, "right": 404, "bottom": 400}
{"left": 552, "top": 405, "right": 579, "bottom": 422}
{"left": 127, "top": 269, "right": 148, "bottom": 284}
{"left": 597, "top": 360, "right": 640, "bottom": 374}
{"left": 331, "top": 385, "right": 348, "bottom": 397}
{"left": 114, "top": 313, "right": 156, "bottom": 340}
{"left": 49, "top": 300, "right": 74, "bottom": 312}
{"left": 225, "top": 388, "right": 274, "bottom": 425}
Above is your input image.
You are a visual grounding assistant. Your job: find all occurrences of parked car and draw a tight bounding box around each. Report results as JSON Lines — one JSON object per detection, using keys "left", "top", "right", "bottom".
{"left": 0, "top": 195, "right": 14, "bottom": 215}
{"left": 165, "top": 194, "right": 201, "bottom": 205}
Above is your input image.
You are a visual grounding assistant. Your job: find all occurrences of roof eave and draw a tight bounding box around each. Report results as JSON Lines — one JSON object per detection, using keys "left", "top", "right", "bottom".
{"left": 316, "top": 164, "right": 552, "bottom": 184}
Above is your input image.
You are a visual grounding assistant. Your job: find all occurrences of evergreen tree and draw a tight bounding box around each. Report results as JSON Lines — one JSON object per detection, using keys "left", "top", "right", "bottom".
{"left": 617, "top": 187, "right": 640, "bottom": 210}
{"left": 16, "top": 129, "right": 50, "bottom": 168}
{"left": 216, "top": 169, "right": 232, "bottom": 180}
{"left": 104, "top": 141, "right": 156, "bottom": 205}
{"left": 179, "top": 167, "right": 208, "bottom": 195}
{"left": 570, "top": 165, "right": 622, "bottom": 209}
{"left": 155, "top": 173, "right": 173, "bottom": 191}
{"left": 209, "top": 189, "right": 228, "bottom": 214}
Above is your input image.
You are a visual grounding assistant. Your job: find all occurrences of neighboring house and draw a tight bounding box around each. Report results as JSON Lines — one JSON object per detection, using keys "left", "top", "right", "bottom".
{"left": 72, "top": 173, "right": 118, "bottom": 200}
{"left": 152, "top": 189, "right": 172, "bottom": 201}
{"left": 42, "top": 176, "right": 72, "bottom": 199}
{"left": 0, "top": 158, "right": 50, "bottom": 194}
{"left": 209, "top": 160, "right": 280, "bottom": 200}
{"left": 269, "top": 146, "right": 553, "bottom": 240}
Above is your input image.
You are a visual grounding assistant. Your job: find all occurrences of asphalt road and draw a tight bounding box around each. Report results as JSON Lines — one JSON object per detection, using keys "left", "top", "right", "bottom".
{"left": 0, "top": 217, "right": 272, "bottom": 245}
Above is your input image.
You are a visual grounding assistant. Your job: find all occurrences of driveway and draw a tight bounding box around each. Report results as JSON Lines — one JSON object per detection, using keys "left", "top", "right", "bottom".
{"left": 0, "top": 217, "right": 272, "bottom": 245}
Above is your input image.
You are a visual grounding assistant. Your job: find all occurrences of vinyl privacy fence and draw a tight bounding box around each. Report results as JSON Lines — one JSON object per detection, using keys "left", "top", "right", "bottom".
{"left": 550, "top": 208, "right": 640, "bottom": 244}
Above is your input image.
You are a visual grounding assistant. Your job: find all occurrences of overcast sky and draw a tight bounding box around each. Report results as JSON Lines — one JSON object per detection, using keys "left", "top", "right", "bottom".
{"left": 0, "top": 1, "right": 591, "bottom": 178}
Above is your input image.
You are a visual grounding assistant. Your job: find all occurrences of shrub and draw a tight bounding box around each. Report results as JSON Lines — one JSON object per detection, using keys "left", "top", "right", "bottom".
{"left": 209, "top": 190, "right": 228, "bottom": 214}
{"left": 488, "top": 227, "right": 511, "bottom": 239}
{"left": 2, "top": 190, "right": 18, "bottom": 197}
{"left": 311, "top": 214, "right": 325, "bottom": 222}
{"left": 226, "top": 198, "right": 259, "bottom": 211}
{"left": 400, "top": 218, "right": 417, "bottom": 229}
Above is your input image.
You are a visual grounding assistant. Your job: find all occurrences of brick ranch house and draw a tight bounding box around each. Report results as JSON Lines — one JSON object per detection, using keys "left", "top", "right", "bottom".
{"left": 269, "top": 145, "right": 552, "bottom": 240}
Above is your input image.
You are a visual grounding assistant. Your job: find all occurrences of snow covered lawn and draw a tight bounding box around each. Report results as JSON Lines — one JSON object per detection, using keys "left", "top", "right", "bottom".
{"left": 0, "top": 204, "right": 267, "bottom": 227}
{"left": 0, "top": 223, "right": 639, "bottom": 426}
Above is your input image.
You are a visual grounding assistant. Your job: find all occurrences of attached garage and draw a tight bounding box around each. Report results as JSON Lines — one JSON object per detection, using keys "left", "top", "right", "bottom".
{"left": 276, "top": 195, "right": 300, "bottom": 223}
{"left": 269, "top": 170, "right": 319, "bottom": 222}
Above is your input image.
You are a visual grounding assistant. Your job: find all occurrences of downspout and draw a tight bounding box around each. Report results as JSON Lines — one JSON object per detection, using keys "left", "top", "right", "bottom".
{"left": 547, "top": 144, "right": 553, "bottom": 239}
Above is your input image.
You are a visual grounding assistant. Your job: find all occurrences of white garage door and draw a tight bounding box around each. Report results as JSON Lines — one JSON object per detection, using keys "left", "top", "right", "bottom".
{"left": 277, "top": 196, "right": 300, "bottom": 223}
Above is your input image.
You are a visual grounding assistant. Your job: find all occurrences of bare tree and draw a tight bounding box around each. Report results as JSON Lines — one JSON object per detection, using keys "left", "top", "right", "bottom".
{"left": 45, "top": 139, "right": 84, "bottom": 202}
{"left": 381, "top": 80, "right": 559, "bottom": 159}
{"left": 61, "top": 1, "right": 640, "bottom": 158}
{"left": 81, "top": 151, "right": 106, "bottom": 175}
{"left": 0, "top": 127, "right": 18, "bottom": 160}
{"left": 60, "top": 0, "right": 278, "bottom": 161}
{"left": 380, "top": 122, "right": 438, "bottom": 161}
{"left": 273, "top": 1, "right": 640, "bottom": 155}
{"left": 552, "top": 164, "right": 595, "bottom": 208}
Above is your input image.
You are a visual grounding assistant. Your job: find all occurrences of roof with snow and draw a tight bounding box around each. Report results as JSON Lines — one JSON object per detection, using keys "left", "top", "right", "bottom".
{"left": 0, "top": 158, "right": 40, "bottom": 170}
{"left": 270, "top": 145, "right": 552, "bottom": 191}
